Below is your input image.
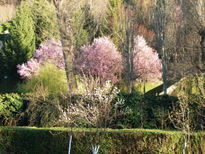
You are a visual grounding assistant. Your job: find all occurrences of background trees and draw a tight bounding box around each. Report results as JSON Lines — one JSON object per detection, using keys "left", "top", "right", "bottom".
{"left": 180, "top": 0, "right": 205, "bottom": 71}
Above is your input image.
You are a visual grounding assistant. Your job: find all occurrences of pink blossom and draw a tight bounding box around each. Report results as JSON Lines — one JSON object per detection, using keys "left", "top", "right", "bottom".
{"left": 34, "top": 39, "right": 64, "bottom": 69}
{"left": 17, "top": 59, "right": 39, "bottom": 79}
{"left": 77, "top": 37, "right": 122, "bottom": 83}
{"left": 17, "top": 39, "right": 65, "bottom": 79}
{"left": 77, "top": 36, "right": 161, "bottom": 84}
{"left": 134, "top": 35, "right": 162, "bottom": 82}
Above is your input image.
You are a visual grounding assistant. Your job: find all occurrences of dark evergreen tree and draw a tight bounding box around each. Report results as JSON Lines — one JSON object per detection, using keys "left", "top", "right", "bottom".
{"left": 1, "top": 1, "right": 35, "bottom": 78}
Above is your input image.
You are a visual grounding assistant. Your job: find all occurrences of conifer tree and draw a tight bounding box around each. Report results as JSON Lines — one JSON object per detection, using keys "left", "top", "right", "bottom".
{"left": 1, "top": 1, "right": 36, "bottom": 77}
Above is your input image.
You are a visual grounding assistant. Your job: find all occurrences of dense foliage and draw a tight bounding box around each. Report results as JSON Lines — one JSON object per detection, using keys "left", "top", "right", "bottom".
{"left": 0, "top": 93, "right": 25, "bottom": 126}
{"left": 30, "top": 0, "right": 59, "bottom": 48}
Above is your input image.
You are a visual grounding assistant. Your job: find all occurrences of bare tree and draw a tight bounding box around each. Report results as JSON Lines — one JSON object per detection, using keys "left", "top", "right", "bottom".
{"left": 180, "top": 0, "right": 205, "bottom": 71}
{"left": 52, "top": 0, "right": 81, "bottom": 93}
{"left": 152, "top": 0, "right": 169, "bottom": 94}
{"left": 114, "top": 2, "right": 138, "bottom": 93}
{"left": 169, "top": 92, "right": 191, "bottom": 153}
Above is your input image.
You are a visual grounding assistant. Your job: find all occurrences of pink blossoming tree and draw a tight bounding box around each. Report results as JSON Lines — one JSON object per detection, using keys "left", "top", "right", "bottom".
{"left": 77, "top": 36, "right": 161, "bottom": 85}
{"left": 134, "top": 35, "right": 162, "bottom": 82}
{"left": 34, "top": 39, "right": 65, "bottom": 69}
{"left": 17, "top": 39, "right": 64, "bottom": 79}
{"left": 77, "top": 37, "right": 122, "bottom": 83}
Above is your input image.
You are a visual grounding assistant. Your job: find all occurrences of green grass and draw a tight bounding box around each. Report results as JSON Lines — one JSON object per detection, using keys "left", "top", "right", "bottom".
{"left": 135, "top": 81, "right": 161, "bottom": 93}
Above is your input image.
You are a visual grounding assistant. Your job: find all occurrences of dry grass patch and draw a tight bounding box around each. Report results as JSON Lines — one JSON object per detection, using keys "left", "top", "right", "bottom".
{"left": 0, "top": 4, "right": 16, "bottom": 24}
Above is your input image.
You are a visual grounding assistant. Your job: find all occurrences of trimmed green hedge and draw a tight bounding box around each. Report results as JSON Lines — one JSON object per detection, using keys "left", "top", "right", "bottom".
{"left": 0, "top": 127, "right": 204, "bottom": 154}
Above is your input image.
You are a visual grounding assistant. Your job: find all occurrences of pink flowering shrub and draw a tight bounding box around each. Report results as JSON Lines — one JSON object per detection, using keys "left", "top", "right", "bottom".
{"left": 77, "top": 37, "right": 122, "bottom": 83}
{"left": 34, "top": 39, "right": 64, "bottom": 69}
{"left": 17, "top": 59, "right": 39, "bottom": 79}
{"left": 17, "top": 39, "right": 64, "bottom": 79}
{"left": 134, "top": 35, "right": 162, "bottom": 82}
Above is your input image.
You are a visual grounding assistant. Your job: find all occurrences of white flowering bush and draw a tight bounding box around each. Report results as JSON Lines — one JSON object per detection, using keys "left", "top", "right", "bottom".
{"left": 59, "top": 76, "right": 125, "bottom": 128}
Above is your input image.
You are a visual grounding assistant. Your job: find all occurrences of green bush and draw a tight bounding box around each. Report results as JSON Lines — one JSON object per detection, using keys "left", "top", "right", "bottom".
{"left": 17, "top": 63, "right": 68, "bottom": 95}
{"left": 23, "top": 94, "right": 63, "bottom": 127}
{"left": 0, "top": 127, "right": 204, "bottom": 154}
{"left": 0, "top": 93, "right": 25, "bottom": 126}
{"left": 1, "top": 1, "right": 36, "bottom": 78}
{"left": 111, "top": 92, "right": 178, "bottom": 129}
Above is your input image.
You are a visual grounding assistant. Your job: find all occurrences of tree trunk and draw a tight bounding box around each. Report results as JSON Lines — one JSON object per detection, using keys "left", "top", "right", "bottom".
{"left": 124, "top": 30, "right": 131, "bottom": 93}
{"left": 162, "top": 45, "right": 167, "bottom": 95}
{"left": 200, "top": 30, "right": 205, "bottom": 71}
{"left": 53, "top": 0, "right": 77, "bottom": 94}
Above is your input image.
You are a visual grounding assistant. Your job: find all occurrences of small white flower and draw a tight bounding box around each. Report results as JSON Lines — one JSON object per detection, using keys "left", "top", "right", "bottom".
{"left": 4, "top": 30, "right": 9, "bottom": 34}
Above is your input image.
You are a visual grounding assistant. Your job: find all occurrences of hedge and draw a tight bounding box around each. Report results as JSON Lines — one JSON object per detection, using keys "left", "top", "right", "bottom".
{"left": 0, "top": 127, "right": 204, "bottom": 154}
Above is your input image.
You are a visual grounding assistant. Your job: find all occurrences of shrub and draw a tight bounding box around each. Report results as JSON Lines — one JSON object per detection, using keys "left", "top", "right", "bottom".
{"left": 16, "top": 40, "right": 67, "bottom": 96}
{"left": 77, "top": 36, "right": 122, "bottom": 84}
{"left": 17, "top": 39, "right": 64, "bottom": 79}
{"left": 1, "top": 1, "right": 36, "bottom": 77}
{"left": 17, "top": 63, "right": 67, "bottom": 95}
{"left": 24, "top": 93, "right": 63, "bottom": 127}
{"left": 0, "top": 93, "right": 25, "bottom": 126}
{"left": 112, "top": 92, "right": 178, "bottom": 129}
{"left": 59, "top": 77, "right": 124, "bottom": 128}
{"left": 23, "top": 76, "right": 124, "bottom": 128}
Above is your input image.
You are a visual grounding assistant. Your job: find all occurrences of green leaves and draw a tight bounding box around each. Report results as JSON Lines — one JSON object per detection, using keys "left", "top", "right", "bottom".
{"left": 0, "top": 93, "right": 24, "bottom": 125}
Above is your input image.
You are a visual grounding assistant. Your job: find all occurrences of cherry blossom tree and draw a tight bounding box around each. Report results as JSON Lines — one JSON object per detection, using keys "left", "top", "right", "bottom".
{"left": 77, "top": 36, "right": 161, "bottom": 86}
{"left": 77, "top": 36, "right": 122, "bottom": 84}
{"left": 134, "top": 35, "right": 162, "bottom": 82}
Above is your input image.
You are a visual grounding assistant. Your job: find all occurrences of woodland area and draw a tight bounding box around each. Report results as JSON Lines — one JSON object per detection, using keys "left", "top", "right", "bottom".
{"left": 0, "top": 0, "right": 205, "bottom": 153}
